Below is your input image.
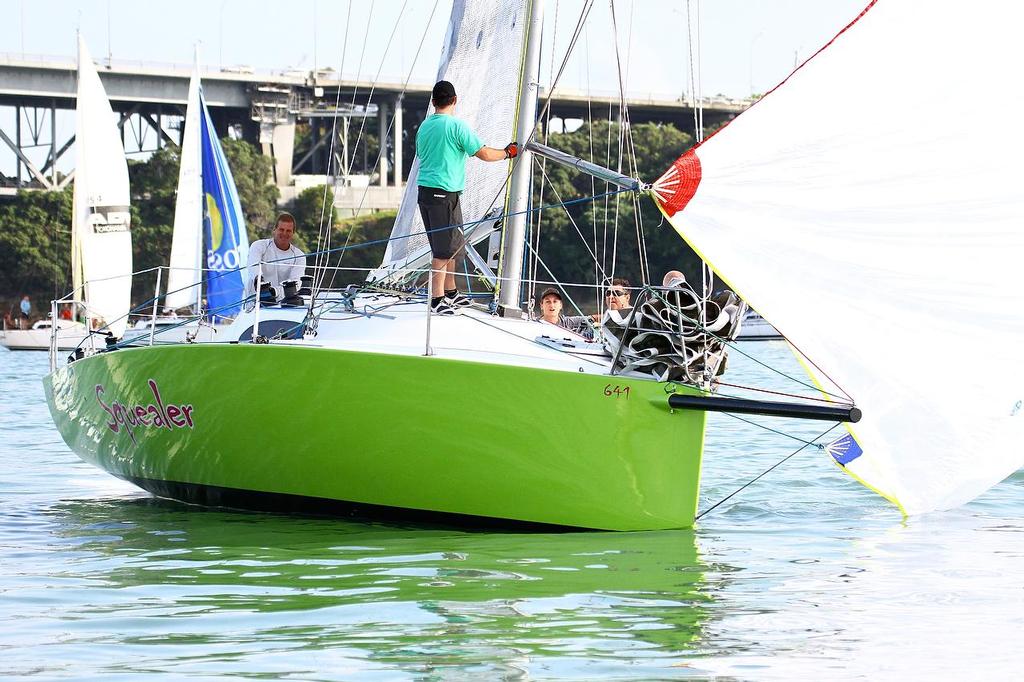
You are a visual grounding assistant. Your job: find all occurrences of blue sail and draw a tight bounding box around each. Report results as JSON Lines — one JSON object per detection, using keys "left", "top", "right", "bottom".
{"left": 200, "top": 91, "right": 249, "bottom": 318}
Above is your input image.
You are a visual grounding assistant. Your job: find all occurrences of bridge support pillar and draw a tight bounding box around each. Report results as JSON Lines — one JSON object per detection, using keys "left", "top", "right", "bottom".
{"left": 260, "top": 116, "right": 295, "bottom": 188}
{"left": 378, "top": 100, "right": 389, "bottom": 187}
{"left": 392, "top": 94, "right": 403, "bottom": 187}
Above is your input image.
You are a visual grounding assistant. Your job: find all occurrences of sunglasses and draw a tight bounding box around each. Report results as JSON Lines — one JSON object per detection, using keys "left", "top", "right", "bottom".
{"left": 606, "top": 289, "right": 626, "bottom": 297}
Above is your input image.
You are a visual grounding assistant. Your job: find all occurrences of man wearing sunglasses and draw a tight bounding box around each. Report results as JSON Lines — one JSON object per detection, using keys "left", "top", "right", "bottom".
{"left": 605, "top": 278, "right": 632, "bottom": 312}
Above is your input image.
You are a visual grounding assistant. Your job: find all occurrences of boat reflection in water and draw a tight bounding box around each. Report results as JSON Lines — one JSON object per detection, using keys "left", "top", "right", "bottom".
{"left": 38, "top": 497, "right": 713, "bottom": 678}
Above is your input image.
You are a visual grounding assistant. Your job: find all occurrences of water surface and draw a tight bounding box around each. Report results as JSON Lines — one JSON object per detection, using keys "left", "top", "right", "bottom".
{"left": 1, "top": 347, "right": 1021, "bottom": 679}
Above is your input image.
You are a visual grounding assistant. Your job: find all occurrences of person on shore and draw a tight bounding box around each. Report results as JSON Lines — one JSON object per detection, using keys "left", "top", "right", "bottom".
{"left": 19, "top": 296, "right": 31, "bottom": 328}
{"left": 536, "top": 287, "right": 593, "bottom": 340}
{"left": 417, "top": 80, "right": 518, "bottom": 315}
{"left": 247, "top": 213, "right": 306, "bottom": 301}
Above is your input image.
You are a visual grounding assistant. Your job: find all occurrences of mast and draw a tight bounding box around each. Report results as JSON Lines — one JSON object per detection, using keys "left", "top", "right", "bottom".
{"left": 495, "top": 0, "right": 545, "bottom": 316}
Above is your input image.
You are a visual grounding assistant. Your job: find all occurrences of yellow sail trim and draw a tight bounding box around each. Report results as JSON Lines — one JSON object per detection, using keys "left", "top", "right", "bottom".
{"left": 653, "top": 191, "right": 908, "bottom": 516}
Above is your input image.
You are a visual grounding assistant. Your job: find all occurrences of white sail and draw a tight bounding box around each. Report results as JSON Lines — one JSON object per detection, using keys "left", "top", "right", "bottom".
{"left": 653, "top": 0, "right": 1024, "bottom": 514}
{"left": 165, "top": 60, "right": 203, "bottom": 311}
{"left": 370, "top": 0, "right": 527, "bottom": 281}
{"left": 73, "top": 36, "right": 133, "bottom": 337}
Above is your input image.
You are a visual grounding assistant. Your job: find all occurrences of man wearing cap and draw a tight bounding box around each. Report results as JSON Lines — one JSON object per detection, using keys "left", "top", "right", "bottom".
{"left": 537, "top": 287, "right": 593, "bottom": 340}
{"left": 417, "top": 80, "right": 518, "bottom": 315}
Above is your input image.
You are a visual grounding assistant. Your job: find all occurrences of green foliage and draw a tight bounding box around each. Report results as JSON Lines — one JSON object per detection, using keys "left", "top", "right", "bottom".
{"left": 317, "top": 210, "right": 396, "bottom": 287}
{"left": 531, "top": 121, "right": 704, "bottom": 312}
{"left": 0, "top": 137, "right": 282, "bottom": 314}
{"left": 128, "top": 147, "right": 178, "bottom": 305}
{"left": 0, "top": 188, "right": 73, "bottom": 316}
{"left": 220, "top": 137, "right": 281, "bottom": 241}
{"left": 290, "top": 185, "right": 336, "bottom": 252}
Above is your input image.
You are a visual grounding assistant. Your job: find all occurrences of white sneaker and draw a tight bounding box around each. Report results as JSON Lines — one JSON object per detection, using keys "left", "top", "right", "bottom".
{"left": 445, "top": 291, "right": 473, "bottom": 308}
{"left": 430, "top": 299, "right": 456, "bottom": 316}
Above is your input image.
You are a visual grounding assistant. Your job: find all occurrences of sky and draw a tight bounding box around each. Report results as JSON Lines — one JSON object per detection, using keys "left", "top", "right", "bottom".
{"left": 1, "top": 0, "right": 867, "bottom": 175}
{"left": 3, "top": 0, "right": 868, "bottom": 99}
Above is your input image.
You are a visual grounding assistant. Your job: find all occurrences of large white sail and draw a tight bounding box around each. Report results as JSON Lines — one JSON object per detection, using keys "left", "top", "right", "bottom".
{"left": 653, "top": 0, "right": 1024, "bottom": 514}
{"left": 370, "top": 0, "right": 528, "bottom": 281}
{"left": 73, "top": 36, "right": 133, "bottom": 337}
{"left": 165, "top": 61, "right": 203, "bottom": 311}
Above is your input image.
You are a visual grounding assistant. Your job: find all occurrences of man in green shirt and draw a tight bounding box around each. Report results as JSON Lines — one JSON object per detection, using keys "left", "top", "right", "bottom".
{"left": 416, "top": 80, "right": 517, "bottom": 315}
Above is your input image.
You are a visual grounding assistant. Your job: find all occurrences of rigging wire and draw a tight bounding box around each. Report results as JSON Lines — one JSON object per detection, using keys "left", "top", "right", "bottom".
{"left": 380, "top": 0, "right": 595, "bottom": 294}
{"left": 324, "top": 0, "right": 441, "bottom": 294}
{"left": 695, "top": 422, "right": 842, "bottom": 521}
{"left": 537, "top": 162, "right": 610, "bottom": 285}
{"left": 583, "top": 24, "right": 599, "bottom": 312}
{"left": 312, "top": 0, "right": 375, "bottom": 296}
{"left": 684, "top": 0, "right": 702, "bottom": 143}
{"left": 696, "top": 0, "right": 704, "bottom": 139}
{"left": 528, "top": 0, "right": 561, "bottom": 315}
{"left": 309, "top": 0, "right": 354, "bottom": 315}
{"left": 321, "top": 0, "right": 407, "bottom": 292}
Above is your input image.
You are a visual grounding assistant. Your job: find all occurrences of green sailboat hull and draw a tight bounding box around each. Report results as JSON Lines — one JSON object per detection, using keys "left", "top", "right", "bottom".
{"left": 44, "top": 344, "right": 706, "bottom": 530}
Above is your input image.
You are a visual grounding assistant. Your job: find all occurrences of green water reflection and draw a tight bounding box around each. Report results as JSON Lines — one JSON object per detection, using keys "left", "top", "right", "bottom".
{"left": 28, "top": 497, "right": 716, "bottom": 678}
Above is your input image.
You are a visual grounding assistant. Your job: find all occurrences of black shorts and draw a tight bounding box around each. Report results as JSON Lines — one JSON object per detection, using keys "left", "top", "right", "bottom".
{"left": 418, "top": 186, "right": 466, "bottom": 260}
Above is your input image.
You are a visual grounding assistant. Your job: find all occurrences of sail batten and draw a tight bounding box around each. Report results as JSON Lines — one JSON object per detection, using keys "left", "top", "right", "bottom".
{"left": 655, "top": 0, "right": 1024, "bottom": 514}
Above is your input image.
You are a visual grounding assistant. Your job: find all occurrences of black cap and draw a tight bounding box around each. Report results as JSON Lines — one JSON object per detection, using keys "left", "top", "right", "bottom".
{"left": 432, "top": 80, "right": 456, "bottom": 100}
{"left": 538, "top": 287, "right": 562, "bottom": 302}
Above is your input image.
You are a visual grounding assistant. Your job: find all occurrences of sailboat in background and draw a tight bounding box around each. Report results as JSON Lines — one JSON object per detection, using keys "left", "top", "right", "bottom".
{"left": 42, "top": 0, "right": 1024, "bottom": 528}
{"left": 123, "top": 55, "right": 249, "bottom": 345}
{"left": 2, "top": 36, "right": 132, "bottom": 352}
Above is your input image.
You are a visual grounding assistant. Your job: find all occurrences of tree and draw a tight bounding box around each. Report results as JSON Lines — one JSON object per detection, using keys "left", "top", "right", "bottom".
{"left": 128, "top": 147, "right": 178, "bottom": 305}
{"left": 289, "top": 185, "right": 335, "bottom": 253}
{"left": 313, "top": 210, "right": 395, "bottom": 287}
{"left": 0, "top": 188, "right": 73, "bottom": 315}
{"left": 529, "top": 121, "right": 706, "bottom": 312}
{"left": 0, "top": 137, "right": 284, "bottom": 314}
{"left": 220, "top": 137, "right": 280, "bottom": 242}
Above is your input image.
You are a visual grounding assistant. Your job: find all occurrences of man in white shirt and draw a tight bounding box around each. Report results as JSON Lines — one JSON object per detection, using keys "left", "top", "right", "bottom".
{"left": 247, "top": 212, "right": 306, "bottom": 300}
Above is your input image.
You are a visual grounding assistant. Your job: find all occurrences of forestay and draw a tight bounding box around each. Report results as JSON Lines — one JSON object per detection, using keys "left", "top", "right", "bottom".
{"left": 72, "top": 36, "right": 133, "bottom": 338}
{"left": 652, "top": 0, "right": 1024, "bottom": 514}
{"left": 370, "top": 0, "right": 527, "bottom": 282}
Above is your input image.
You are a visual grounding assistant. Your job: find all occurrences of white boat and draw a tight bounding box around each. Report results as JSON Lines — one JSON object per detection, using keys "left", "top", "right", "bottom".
{"left": 736, "top": 311, "right": 782, "bottom": 341}
{"left": 44, "top": 0, "right": 1024, "bottom": 529}
{"left": 4, "top": 37, "right": 132, "bottom": 353}
{"left": 0, "top": 318, "right": 90, "bottom": 351}
{"left": 71, "top": 35, "right": 133, "bottom": 339}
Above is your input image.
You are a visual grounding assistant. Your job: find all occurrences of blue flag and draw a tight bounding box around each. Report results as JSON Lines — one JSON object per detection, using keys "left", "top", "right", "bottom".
{"left": 200, "top": 91, "right": 249, "bottom": 318}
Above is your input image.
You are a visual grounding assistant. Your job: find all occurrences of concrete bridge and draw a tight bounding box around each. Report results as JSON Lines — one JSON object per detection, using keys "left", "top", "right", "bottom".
{"left": 0, "top": 53, "right": 749, "bottom": 211}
